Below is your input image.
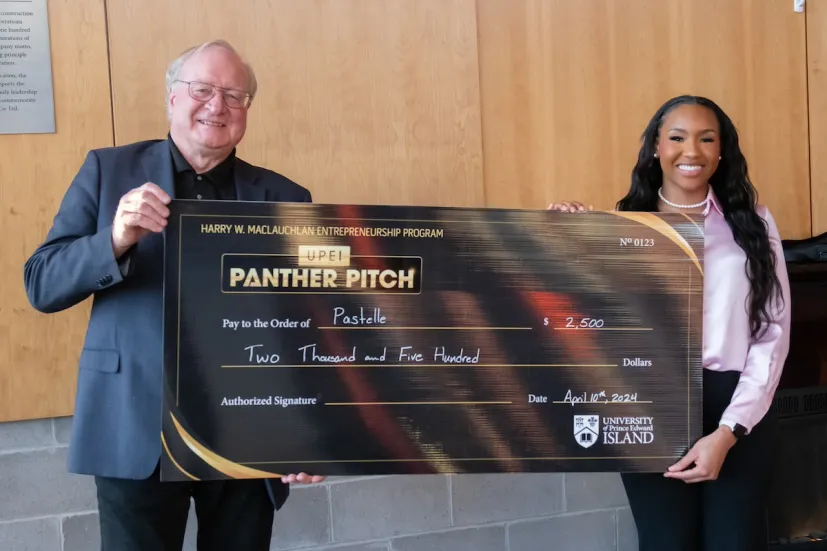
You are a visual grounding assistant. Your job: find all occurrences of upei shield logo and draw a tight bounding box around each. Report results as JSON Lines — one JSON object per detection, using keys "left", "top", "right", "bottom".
{"left": 574, "top": 415, "right": 599, "bottom": 448}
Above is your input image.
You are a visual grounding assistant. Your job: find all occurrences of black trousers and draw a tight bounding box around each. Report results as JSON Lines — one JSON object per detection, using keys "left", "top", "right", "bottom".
{"left": 94, "top": 462, "right": 276, "bottom": 551}
{"left": 621, "top": 369, "right": 778, "bottom": 551}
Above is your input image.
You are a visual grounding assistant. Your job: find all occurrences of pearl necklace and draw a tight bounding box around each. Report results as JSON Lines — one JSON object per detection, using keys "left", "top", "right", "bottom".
{"left": 657, "top": 187, "right": 708, "bottom": 209}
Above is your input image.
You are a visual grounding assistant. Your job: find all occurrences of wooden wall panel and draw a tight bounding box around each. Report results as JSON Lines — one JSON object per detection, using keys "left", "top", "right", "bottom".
{"left": 477, "top": 0, "right": 812, "bottom": 240}
{"left": 809, "top": 0, "right": 827, "bottom": 237}
{"left": 3, "top": 0, "right": 822, "bottom": 423}
{"left": 0, "top": 0, "right": 113, "bottom": 422}
{"left": 105, "top": 0, "right": 485, "bottom": 208}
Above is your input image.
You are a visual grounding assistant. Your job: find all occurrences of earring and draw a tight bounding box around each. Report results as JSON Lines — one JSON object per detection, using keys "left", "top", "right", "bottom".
{"left": 654, "top": 153, "right": 658, "bottom": 158}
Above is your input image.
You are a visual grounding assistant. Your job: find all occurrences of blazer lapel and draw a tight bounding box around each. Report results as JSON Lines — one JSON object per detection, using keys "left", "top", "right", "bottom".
{"left": 234, "top": 159, "right": 264, "bottom": 201}
{"left": 141, "top": 139, "right": 176, "bottom": 200}
{"left": 140, "top": 139, "right": 264, "bottom": 202}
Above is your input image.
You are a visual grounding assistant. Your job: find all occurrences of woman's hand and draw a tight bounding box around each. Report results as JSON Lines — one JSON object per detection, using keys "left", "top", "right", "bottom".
{"left": 547, "top": 201, "right": 593, "bottom": 212}
{"left": 663, "top": 426, "right": 737, "bottom": 483}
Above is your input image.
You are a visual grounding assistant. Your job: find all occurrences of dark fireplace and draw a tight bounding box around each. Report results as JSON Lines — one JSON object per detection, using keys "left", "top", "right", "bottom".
{"left": 766, "top": 255, "right": 827, "bottom": 550}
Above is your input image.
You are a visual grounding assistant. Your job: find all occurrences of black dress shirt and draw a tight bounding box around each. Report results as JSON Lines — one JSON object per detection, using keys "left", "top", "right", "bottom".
{"left": 168, "top": 135, "right": 237, "bottom": 201}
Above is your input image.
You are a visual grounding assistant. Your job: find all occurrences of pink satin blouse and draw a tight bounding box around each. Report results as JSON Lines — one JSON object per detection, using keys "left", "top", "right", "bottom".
{"left": 701, "top": 189, "right": 791, "bottom": 433}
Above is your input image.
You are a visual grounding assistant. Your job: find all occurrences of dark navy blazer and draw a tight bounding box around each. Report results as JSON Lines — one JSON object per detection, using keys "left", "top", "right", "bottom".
{"left": 23, "top": 138, "right": 312, "bottom": 509}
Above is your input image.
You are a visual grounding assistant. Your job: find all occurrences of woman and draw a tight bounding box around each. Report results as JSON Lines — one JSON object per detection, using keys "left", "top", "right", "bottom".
{"left": 549, "top": 95, "right": 791, "bottom": 551}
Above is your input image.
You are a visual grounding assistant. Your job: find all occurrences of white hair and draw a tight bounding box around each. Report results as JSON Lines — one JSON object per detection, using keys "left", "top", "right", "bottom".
{"left": 164, "top": 39, "right": 258, "bottom": 118}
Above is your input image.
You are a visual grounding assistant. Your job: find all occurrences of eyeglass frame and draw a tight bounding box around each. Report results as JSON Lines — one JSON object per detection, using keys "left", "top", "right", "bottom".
{"left": 173, "top": 79, "right": 253, "bottom": 109}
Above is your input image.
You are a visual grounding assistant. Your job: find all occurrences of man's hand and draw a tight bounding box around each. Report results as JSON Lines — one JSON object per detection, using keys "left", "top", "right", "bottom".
{"left": 280, "top": 473, "right": 326, "bottom": 484}
{"left": 663, "top": 426, "right": 737, "bottom": 483}
{"left": 547, "top": 201, "right": 593, "bottom": 213}
{"left": 112, "top": 183, "right": 171, "bottom": 258}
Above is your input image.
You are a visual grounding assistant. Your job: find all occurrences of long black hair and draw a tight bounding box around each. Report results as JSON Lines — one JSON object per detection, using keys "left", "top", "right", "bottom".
{"left": 616, "top": 95, "right": 783, "bottom": 339}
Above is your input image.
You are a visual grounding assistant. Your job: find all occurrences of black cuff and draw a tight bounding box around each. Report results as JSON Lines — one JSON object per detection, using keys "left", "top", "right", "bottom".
{"left": 117, "top": 248, "right": 135, "bottom": 277}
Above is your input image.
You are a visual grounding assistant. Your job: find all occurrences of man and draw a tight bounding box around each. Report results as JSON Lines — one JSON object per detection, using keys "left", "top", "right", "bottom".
{"left": 23, "top": 40, "right": 324, "bottom": 550}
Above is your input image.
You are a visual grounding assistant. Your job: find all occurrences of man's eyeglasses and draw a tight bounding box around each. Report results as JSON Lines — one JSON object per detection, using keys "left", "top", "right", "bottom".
{"left": 175, "top": 80, "right": 252, "bottom": 109}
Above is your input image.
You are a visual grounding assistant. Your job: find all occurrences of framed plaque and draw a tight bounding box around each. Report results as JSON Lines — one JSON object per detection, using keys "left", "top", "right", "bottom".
{"left": 161, "top": 200, "right": 704, "bottom": 481}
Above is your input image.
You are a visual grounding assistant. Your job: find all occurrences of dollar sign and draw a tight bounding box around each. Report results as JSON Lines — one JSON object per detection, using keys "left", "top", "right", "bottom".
{"left": 543, "top": 317, "right": 548, "bottom": 326}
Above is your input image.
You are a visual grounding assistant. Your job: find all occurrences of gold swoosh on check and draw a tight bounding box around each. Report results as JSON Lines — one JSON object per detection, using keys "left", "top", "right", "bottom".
{"left": 171, "top": 412, "right": 283, "bottom": 479}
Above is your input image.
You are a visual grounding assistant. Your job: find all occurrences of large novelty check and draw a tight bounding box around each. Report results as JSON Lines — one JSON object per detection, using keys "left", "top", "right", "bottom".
{"left": 160, "top": 200, "right": 704, "bottom": 481}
